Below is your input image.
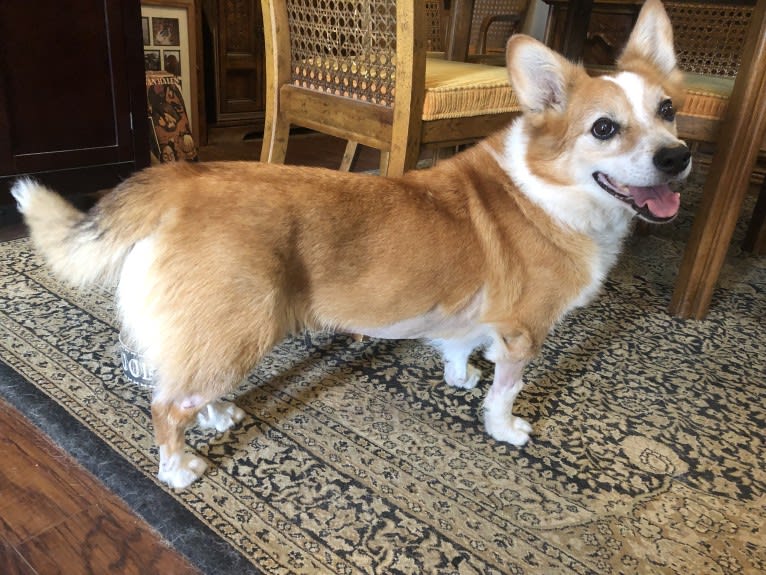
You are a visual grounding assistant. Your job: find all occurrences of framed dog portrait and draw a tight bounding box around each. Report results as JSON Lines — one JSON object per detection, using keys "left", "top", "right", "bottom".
{"left": 140, "top": 0, "right": 199, "bottom": 133}
{"left": 152, "top": 17, "right": 180, "bottom": 46}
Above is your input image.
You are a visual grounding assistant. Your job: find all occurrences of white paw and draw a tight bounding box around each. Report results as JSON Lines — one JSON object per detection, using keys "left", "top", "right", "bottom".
{"left": 485, "top": 414, "right": 532, "bottom": 447}
{"left": 196, "top": 400, "right": 245, "bottom": 432}
{"left": 158, "top": 453, "right": 207, "bottom": 489}
{"left": 445, "top": 364, "right": 481, "bottom": 389}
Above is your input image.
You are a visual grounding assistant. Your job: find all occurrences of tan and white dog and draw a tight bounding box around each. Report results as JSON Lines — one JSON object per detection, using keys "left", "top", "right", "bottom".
{"left": 13, "top": 0, "right": 690, "bottom": 489}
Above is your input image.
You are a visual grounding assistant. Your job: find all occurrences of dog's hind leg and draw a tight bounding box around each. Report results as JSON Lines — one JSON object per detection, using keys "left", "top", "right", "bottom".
{"left": 152, "top": 394, "right": 211, "bottom": 489}
{"left": 433, "top": 335, "right": 488, "bottom": 389}
{"left": 196, "top": 400, "right": 245, "bottom": 432}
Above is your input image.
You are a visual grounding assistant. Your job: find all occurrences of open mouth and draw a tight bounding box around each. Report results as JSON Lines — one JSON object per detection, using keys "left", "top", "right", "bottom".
{"left": 593, "top": 172, "right": 680, "bottom": 223}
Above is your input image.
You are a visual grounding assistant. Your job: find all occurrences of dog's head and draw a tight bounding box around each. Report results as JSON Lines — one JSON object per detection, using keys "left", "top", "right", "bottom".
{"left": 506, "top": 0, "right": 689, "bottom": 223}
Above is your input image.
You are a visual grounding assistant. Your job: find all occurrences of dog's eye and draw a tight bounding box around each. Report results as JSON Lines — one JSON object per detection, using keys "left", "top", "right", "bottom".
{"left": 591, "top": 118, "right": 619, "bottom": 140}
{"left": 658, "top": 99, "right": 676, "bottom": 122}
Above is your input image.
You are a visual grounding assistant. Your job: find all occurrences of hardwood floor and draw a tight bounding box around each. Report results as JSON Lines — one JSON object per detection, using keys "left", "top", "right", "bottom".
{"left": 0, "top": 402, "right": 200, "bottom": 575}
{"left": 0, "top": 132, "right": 381, "bottom": 574}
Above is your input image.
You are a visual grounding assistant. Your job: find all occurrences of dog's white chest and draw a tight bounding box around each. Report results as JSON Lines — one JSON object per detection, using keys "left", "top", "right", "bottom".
{"left": 568, "top": 228, "right": 627, "bottom": 311}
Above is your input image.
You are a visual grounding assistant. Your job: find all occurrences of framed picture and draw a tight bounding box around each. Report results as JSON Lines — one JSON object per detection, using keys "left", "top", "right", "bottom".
{"left": 152, "top": 17, "right": 180, "bottom": 46}
{"left": 163, "top": 50, "right": 181, "bottom": 76}
{"left": 141, "top": 1, "right": 199, "bottom": 134}
{"left": 142, "top": 17, "right": 150, "bottom": 46}
{"left": 144, "top": 50, "right": 161, "bottom": 71}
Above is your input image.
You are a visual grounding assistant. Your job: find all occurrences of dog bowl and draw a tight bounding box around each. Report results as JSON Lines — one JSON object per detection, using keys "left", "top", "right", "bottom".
{"left": 119, "top": 333, "right": 156, "bottom": 389}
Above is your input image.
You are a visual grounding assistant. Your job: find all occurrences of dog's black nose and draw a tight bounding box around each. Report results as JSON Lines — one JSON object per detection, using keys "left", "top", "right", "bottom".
{"left": 653, "top": 145, "right": 691, "bottom": 175}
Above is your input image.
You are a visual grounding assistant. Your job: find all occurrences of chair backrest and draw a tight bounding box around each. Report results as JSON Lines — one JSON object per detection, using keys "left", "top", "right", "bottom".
{"left": 262, "top": 0, "right": 428, "bottom": 173}
{"left": 469, "top": 0, "right": 529, "bottom": 54}
{"left": 265, "top": 0, "right": 428, "bottom": 109}
{"left": 664, "top": 1, "right": 755, "bottom": 77}
{"left": 661, "top": 1, "right": 759, "bottom": 144}
{"left": 284, "top": 0, "right": 400, "bottom": 107}
{"left": 425, "top": 0, "right": 446, "bottom": 52}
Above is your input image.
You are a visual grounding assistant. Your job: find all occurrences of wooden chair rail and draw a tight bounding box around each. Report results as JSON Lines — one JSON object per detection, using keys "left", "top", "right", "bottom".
{"left": 421, "top": 112, "right": 519, "bottom": 145}
{"left": 280, "top": 87, "right": 394, "bottom": 150}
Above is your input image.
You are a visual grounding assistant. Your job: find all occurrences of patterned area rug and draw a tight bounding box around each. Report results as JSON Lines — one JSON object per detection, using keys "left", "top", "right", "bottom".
{"left": 1, "top": 171, "right": 765, "bottom": 574}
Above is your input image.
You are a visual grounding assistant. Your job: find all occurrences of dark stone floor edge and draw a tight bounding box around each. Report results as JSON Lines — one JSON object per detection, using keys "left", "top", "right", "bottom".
{"left": 0, "top": 360, "right": 261, "bottom": 575}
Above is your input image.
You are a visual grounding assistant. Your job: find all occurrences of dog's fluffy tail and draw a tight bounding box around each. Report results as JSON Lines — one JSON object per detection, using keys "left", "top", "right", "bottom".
{"left": 11, "top": 178, "right": 155, "bottom": 287}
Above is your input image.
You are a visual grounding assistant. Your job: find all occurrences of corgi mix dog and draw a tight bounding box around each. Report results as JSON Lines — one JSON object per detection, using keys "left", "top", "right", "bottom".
{"left": 13, "top": 0, "right": 690, "bottom": 489}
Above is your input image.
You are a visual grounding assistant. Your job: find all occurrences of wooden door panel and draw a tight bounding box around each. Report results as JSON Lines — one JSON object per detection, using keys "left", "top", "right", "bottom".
{"left": 0, "top": 0, "right": 138, "bottom": 174}
{"left": 217, "top": 0, "right": 265, "bottom": 123}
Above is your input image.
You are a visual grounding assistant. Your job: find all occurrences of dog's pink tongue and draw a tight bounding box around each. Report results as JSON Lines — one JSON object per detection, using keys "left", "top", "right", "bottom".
{"left": 628, "top": 184, "right": 680, "bottom": 218}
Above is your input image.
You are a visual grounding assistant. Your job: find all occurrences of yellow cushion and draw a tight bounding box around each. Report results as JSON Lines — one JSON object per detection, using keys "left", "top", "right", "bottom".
{"left": 680, "top": 72, "right": 734, "bottom": 120}
{"left": 423, "top": 58, "right": 520, "bottom": 121}
{"left": 291, "top": 56, "right": 521, "bottom": 119}
{"left": 422, "top": 65, "right": 733, "bottom": 123}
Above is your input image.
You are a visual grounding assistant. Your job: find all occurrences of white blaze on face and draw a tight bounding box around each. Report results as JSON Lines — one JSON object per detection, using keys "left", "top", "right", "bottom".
{"left": 604, "top": 72, "right": 654, "bottom": 126}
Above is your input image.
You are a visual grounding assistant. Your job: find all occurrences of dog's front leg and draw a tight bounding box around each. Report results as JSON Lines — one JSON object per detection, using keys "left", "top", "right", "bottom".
{"left": 482, "top": 329, "right": 537, "bottom": 446}
{"left": 483, "top": 359, "right": 532, "bottom": 446}
{"left": 434, "top": 335, "right": 488, "bottom": 389}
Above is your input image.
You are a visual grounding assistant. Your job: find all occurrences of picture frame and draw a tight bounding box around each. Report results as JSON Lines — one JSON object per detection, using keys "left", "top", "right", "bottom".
{"left": 152, "top": 17, "right": 181, "bottom": 46}
{"left": 163, "top": 50, "right": 182, "bottom": 76}
{"left": 144, "top": 50, "right": 161, "bottom": 71}
{"left": 140, "top": 0, "right": 199, "bottom": 135}
{"left": 142, "top": 16, "right": 150, "bottom": 46}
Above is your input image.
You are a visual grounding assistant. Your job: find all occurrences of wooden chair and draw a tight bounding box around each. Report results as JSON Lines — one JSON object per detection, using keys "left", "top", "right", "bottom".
{"left": 445, "top": 0, "right": 530, "bottom": 64}
{"left": 260, "top": 0, "right": 522, "bottom": 177}
{"left": 665, "top": 0, "right": 766, "bottom": 318}
{"left": 469, "top": 0, "right": 530, "bottom": 64}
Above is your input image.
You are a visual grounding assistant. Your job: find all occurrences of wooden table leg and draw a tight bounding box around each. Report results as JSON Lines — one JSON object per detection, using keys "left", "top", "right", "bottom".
{"left": 669, "top": 0, "right": 766, "bottom": 319}
{"left": 561, "top": 0, "right": 594, "bottom": 60}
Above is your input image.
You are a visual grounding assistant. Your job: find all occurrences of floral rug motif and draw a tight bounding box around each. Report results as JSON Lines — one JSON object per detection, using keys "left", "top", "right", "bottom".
{"left": 1, "top": 171, "right": 764, "bottom": 574}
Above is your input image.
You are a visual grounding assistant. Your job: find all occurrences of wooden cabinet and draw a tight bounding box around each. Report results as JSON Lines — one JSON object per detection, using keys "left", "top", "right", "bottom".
{"left": 0, "top": 0, "right": 150, "bottom": 203}
{"left": 202, "top": 0, "right": 266, "bottom": 138}
{"left": 543, "top": 0, "right": 642, "bottom": 66}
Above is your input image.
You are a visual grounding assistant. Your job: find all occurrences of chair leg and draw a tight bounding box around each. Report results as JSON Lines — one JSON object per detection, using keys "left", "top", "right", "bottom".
{"left": 260, "top": 112, "right": 290, "bottom": 164}
{"left": 379, "top": 150, "right": 390, "bottom": 176}
{"left": 433, "top": 146, "right": 457, "bottom": 165}
{"left": 670, "top": 172, "right": 752, "bottom": 319}
{"left": 743, "top": 179, "right": 766, "bottom": 255}
{"left": 385, "top": 145, "right": 419, "bottom": 177}
{"left": 340, "top": 141, "right": 361, "bottom": 172}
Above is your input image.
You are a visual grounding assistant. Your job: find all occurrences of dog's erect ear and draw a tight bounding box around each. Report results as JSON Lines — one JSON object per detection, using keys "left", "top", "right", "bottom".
{"left": 506, "top": 35, "right": 579, "bottom": 114}
{"left": 618, "top": 0, "right": 677, "bottom": 76}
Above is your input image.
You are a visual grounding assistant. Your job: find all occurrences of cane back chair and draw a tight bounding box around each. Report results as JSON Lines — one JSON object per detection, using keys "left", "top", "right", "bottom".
{"left": 260, "top": 0, "right": 522, "bottom": 176}
{"left": 469, "top": 0, "right": 530, "bottom": 64}
{"left": 663, "top": 0, "right": 766, "bottom": 317}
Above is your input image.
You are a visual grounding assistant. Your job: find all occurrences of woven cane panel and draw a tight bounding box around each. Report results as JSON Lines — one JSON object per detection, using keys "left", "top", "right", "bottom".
{"left": 425, "top": 0, "right": 444, "bottom": 52}
{"left": 665, "top": 2, "right": 753, "bottom": 77}
{"left": 470, "top": 0, "right": 528, "bottom": 53}
{"left": 287, "top": 0, "right": 398, "bottom": 106}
